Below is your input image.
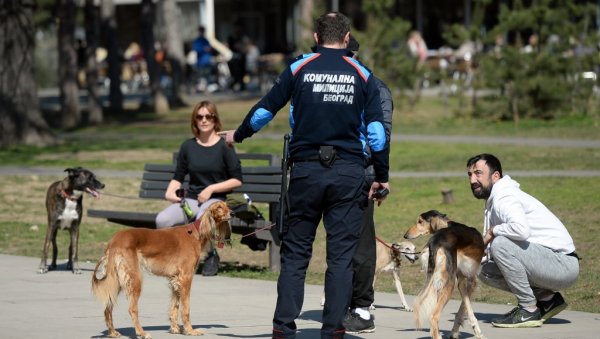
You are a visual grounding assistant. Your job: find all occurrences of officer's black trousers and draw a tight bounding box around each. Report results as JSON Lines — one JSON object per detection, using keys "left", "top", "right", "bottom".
{"left": 272, "top": 159, "right": 366, "bottom": 339}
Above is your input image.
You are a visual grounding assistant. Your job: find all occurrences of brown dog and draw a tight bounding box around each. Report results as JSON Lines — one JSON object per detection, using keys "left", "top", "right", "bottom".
{"left": 91, "top": 201, "right": 231, "bottom": 339}
{"left": 371, "top": 239, "right": 419, "bottom": 311}
{"left": 39, "top": 167, "right": 104, "bottom": 274}
{"left": 404, "top": 210, "right": 485, "bottom": 339}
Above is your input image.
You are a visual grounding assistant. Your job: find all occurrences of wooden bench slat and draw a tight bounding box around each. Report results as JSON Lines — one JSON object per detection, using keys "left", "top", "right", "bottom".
{"left": 237, "top": 153, "right": 278, "bottom": 161}
{"left": 88, "top": 209, "right": 157, "bottom": 228}
{"left": 143, "top": 172, "right": 176, "bottom": 181}
{"left": 242, "top": 174, "right": 282, "bottom": 183}
{"left": 144, "top": 163, "right": 175, "bottom": 172}
{"left": 142, "top": 167, "right": 281, "bottom": 182}
{"left": 242, "top": 166, "right": 282, "bottom": 174}
{"left": 233, "top": 184, "right": 281, "bottom": 194}
{"left": 139, "top": 190, "right": 170, "bottom": 199}
{"left": 140, "top": 182, "right": 281, "bottom": 194}
{"left": 139, "top": 190, "right": 281, "bottom": 202}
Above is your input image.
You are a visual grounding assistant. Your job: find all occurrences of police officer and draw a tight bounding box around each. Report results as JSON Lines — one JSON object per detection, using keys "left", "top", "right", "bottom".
{"left": 222, "top": 12, "right": 390, "bottom": 339}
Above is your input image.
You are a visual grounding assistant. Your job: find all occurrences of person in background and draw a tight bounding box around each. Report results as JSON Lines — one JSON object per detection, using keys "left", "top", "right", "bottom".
{"left": 192, "top": 26, "right": 214, "bottom": 92}
{"left": 244, "top": 37, "right": 261, "bottom": 90}
{"left": 407, "top": 30, "right": 428, "bottom": 69}
{"left": 466, "top": 153, "right": 579, "bottom": 328}
{"left": 156, "top": 101, "right": 242, "bottom": 276}
{"left": 342, "top": 35, "right": 394, "bottom": 334}
{"left": 227, "top": 20, "right": 247, "bottom": 91}
{"left": 221, "top": 12, "right": 390, "bottom": 339}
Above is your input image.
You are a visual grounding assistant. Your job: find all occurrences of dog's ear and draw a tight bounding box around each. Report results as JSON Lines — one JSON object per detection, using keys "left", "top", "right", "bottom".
{"left": 213, "top": 202, "right": 232, "bottom": 244}
{"left": 196, "top": 208, "right": 215, "bottom": 241}
{"left": 64, "top": 167, "right": 81, "bottom": 177}
{"left": 431, "top": 216, "right": 449, "bottom": 231}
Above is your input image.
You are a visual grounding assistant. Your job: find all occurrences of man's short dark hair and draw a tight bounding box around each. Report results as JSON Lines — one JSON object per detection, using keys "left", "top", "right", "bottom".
{"left": 348, "top": 35, "right": 360, "bottom": 53}
{"left": 467, "top": 153, "right": 503, "bottom": 177}
{"left": 315, "top": 12, "right": 350, "bottom": 45}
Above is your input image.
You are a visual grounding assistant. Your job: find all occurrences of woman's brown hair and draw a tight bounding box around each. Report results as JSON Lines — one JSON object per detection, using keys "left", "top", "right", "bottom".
{"left": 190, "top": 100, "right": 222, "bottom": 137}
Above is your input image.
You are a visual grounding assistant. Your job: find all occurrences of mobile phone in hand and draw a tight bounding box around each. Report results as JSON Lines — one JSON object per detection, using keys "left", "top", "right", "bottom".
{"left": 372, "top": 187, "right": 389, "bottom": 199}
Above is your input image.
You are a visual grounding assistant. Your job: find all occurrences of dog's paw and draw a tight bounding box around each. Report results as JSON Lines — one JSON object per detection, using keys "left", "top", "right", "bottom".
{"left": 107, "top": 330, "right": 121, "bottom": 337}
{"left": 136, "top": 333, "right": 152, "bottom": 339}
{"left": 369, "top": 304, "right": 376, "bottom": 311}
{"left": 184, "top": 328, "right": 205, "bottom": 336}
{"left": 37, "top": 266, "right": 48, "bottom": 274}
{"left": 73, "top": 268, "right": 82, "bottom": 275}
{"left": 402, "top": 305, "right": 413, "bottom": 312}
{"left": 169, "top": 325, "right": 181, "bottom": 334}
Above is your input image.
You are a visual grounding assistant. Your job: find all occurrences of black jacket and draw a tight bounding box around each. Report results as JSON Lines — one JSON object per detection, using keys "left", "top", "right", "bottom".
{"left": 234, "top": 46, "right": 390, "bottom": 182}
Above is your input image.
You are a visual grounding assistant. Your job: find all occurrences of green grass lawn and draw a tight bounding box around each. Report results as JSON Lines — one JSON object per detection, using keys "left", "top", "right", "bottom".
{"left": 0, "top": 97, "right": 598, "bottom": 313}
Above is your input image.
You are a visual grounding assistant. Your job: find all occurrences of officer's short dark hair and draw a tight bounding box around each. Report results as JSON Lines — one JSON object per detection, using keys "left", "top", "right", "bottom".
{"left": 315, "top": 12, "right": 350, "bottom": 45}
{"left": 466, "top": 153, "right": 503, "bottom": 177}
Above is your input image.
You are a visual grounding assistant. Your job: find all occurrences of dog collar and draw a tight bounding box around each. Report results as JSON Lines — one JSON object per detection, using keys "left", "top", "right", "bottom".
{"left": 187, "top": 219, "right": 201, "bottom": 234}
{"left": 60, "top": 189, "right": 78, "bottom": 201}
{"left": 186, "top": 217, "right": 229, "bottom": 249}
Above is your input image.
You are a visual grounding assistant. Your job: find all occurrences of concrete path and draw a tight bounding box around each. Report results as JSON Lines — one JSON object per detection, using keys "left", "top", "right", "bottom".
{"left": 0, "top": 254, "right": 597, "bottom": 339}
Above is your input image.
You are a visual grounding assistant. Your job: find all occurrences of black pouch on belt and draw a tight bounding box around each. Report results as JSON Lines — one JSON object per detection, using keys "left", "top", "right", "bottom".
{"left": 318, "top": 146, "right": 336, "bottom": 167}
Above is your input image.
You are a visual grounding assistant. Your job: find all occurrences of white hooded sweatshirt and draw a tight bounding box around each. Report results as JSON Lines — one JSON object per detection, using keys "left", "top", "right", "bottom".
{"left": 484, "top": 175, "right": 575, "bottom": 254}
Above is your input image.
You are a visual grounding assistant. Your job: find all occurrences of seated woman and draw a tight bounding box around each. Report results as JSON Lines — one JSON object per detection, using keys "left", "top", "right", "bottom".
{"left": 156, "top": 100, "right": 243, "bottom": 275}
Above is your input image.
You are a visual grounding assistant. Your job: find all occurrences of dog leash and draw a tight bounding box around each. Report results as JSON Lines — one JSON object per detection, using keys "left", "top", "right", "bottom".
{"left": 101, "top": 191, "right": 143, "bottom": 200}
{"left": 240, "top": 222, "right": 276, "bottom": 238}
{"left": 375, "top": 235, "right": 421, "bottom": 255}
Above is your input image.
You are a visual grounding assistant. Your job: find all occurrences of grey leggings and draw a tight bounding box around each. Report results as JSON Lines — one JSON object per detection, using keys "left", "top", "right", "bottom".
{"left": 479, "top": 236, "right": 579, "bottom": 306}
{"left": 155, "top": 198, "right": 223, "bottom": 229}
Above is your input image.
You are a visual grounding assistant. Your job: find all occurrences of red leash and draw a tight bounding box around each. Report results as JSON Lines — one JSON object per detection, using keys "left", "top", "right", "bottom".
{"left": 375, "top": 235, "right": 393, "bottom": 250}
{"left": 375, "top": 235, "right": 422, "bottom": 255}
{"left": 240, "top": 222, "right": 276, "bottom": 238}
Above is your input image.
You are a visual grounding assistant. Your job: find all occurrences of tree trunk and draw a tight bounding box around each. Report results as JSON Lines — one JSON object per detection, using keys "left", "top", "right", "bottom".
{"left": 141, "top": 0, "right": 169, "bottom": 114}
{"left": 161, "top": 0, "right": 187, "bottom": 106}
{"left": 56, "top": 0, "right": 81, "bottom": 128}
{"left": 0, "top": 0, "right": 56, "bottom": 147}
{"left": 84, "top": 0, "right": 103, "bottom": 124}
{"left": 100, "top": 0, "right": 123, "bottom": 112}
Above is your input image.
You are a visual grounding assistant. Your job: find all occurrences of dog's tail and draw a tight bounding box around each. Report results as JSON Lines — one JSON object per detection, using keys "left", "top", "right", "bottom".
{"left": 91, "top": 250, "right": 120, "bottom": 308}
{"left": 413, "top": 245, "right": 456, "bottom": 329}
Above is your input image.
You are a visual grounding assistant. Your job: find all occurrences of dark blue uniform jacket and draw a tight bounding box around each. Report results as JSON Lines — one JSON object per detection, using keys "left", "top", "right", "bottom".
{"left": 234, "top": 46, "right": 390, "bottom": 182}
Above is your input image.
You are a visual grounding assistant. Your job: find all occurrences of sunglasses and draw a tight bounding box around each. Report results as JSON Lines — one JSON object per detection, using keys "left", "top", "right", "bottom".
{"left": 195, "top": 114, "right": 215, "bottom": 122}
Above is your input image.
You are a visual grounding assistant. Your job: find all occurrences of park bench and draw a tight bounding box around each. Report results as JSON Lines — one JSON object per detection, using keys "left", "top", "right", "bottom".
{"left": 88, "top": 152, "right": 283, "bottom": 271}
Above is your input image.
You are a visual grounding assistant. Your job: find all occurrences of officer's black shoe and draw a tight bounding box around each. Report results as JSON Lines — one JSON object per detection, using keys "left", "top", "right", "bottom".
{"left": 343, "top": 311, "right": 375, "bottom": 334}
{"left": 201, "top": 250, "right": 220, "bottom": 276}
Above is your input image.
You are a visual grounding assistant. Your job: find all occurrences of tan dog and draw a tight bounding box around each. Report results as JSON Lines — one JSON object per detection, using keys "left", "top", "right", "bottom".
{"left": 404, "top": 210, "right": 451, "bottom": 274}
{"left": 372, "top": 239, "right": 419, "bottom": 311}
{"left": 92, "top": 201, "right": 231, "bottom": 339}
{"left": 404, "top": 210, "right": 485, "bottom": 339}
{"left": 320, "top": 239, "right": 419, "bottom": 311}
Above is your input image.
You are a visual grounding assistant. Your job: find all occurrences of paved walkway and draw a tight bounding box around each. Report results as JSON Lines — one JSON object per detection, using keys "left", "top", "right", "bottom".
{"left": 0, "top": 254, "right": 597, "bottom": 339}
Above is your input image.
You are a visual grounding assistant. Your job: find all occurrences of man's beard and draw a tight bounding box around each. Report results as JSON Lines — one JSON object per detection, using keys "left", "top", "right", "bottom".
{"left": 471, "top": 183, "right": 492, "bottom": 199}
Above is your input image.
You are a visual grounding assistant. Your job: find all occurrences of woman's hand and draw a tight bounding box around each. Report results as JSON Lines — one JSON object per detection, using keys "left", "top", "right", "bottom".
{"left": 165, "top": 190, "right": 181, "bottom": 204}
{"left": 197, "top": 186, "right": 214, "bottom": 203}
{"left": 165, "top": 180, "right": 183, "bottom": 203}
